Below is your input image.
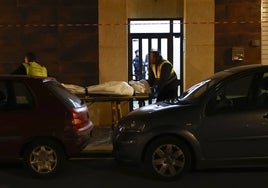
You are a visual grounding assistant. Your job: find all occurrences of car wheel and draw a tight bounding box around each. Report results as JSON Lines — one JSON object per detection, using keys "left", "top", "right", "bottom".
{"left": 144, "top": 136, "right": 191, "bottom": 181}
{"left": 23, "top": 139, "right": 65, "bottom": 178}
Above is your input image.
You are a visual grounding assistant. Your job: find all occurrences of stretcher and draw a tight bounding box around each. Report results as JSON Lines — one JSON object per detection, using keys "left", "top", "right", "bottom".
{"left": 79, "top": 94, "right": 150, "bottom": 128}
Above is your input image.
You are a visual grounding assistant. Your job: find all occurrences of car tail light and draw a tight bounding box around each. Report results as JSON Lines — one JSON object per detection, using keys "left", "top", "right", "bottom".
{"left": 66, "top": 106, "right": 90, "bottom": 132}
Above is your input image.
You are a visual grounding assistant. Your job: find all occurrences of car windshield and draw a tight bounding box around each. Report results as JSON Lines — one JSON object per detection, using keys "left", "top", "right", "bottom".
{"left": 179, "top": 79, "right": 213, "bottom": 100}
{"left": 178, "top": 70, "right": 230, "bottom": 103}
{"left": 44, "top": 80, "right": 84, "bottom": 108}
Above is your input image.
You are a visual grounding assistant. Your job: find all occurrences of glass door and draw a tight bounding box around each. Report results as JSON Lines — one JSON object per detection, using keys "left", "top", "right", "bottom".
{"left": 129, "top": 19, "right": 183, "bottom": 108}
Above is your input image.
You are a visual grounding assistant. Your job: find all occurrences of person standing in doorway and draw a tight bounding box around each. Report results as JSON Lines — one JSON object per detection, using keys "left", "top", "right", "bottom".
{"left": 133, "top": 49, "right": 141, "bottom": 80}
{"left": 133, "top": 49, "right": 146, "bottom": 80}
{"left": 148, "top": 50, "right": 178, "bottom": 102}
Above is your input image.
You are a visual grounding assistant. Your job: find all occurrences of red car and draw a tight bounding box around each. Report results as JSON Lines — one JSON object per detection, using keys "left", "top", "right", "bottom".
{"left": 0, "top": 75, "right": 93, "bottom": 177}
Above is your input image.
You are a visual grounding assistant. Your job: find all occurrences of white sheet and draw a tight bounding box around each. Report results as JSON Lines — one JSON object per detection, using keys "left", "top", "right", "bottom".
{"left": 86, "top": 81, "right": 134, "bottom": 96}
{"left": 62, "top": 83, "right": 85, "bottom": 94}
{"left": 129, "top": 79, "right": 151, "bottom": 94}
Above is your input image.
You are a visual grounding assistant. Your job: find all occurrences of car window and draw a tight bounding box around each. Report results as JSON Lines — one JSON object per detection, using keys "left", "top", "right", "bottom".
{"left": 0, "top": 81, "right": 8, "bottom": 109}
{"left": 205, "top": 74, "right": 254, "bottom": 115}
{"left": 179, "top": 79, "right": 219, "bottom": 103}
{"left": 13, "top": 82, "right": 34, "bottom": 109}
{"left": 179, "top": 70, "right": 231, "bottom": 102}
{"left": 0, "top": 81, "right": 34, "bottom": 111}
{"left": 225, "top": 75, "right": 253, "bottom": 100}
{"left": 256, "top": 74, "right": 268, "bottom": 107}
{"left": 44, "top": 80, "right": 84, "bottom": 108}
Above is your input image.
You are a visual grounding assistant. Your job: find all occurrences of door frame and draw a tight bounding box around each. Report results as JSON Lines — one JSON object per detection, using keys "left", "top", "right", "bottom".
{"left": 128, "top": 18, "right": 184, "bottom": 95}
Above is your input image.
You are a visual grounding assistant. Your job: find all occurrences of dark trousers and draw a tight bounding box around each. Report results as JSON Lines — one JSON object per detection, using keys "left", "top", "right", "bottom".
{"left": 156, "top": 85, "right": 178, "bottom": 102}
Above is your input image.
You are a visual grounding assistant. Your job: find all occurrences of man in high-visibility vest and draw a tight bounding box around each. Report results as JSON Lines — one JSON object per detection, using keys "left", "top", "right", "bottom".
{"left": 148, "top": 50, "right": 178, "bottom": 102}
{"left": 12, "top": 52, "right": 47, "bottom": 77}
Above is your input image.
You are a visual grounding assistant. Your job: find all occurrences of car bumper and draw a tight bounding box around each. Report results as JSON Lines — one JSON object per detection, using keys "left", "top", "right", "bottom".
{"left": 64, "top": 121, "right": 94, "bottom": 156}
{"left": 112, "top": 131, "right": 147, "bottom": 165}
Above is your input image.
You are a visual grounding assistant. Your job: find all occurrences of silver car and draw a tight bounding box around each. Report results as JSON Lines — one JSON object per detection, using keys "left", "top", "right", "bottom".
{"left": 113, "top": 64, "right": 268, "bottom": 181}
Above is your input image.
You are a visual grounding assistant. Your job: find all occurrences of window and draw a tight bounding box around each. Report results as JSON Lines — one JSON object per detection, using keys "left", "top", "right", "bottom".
{"left": 45, "top": 81, "right": 84, "bottom": 108}
{"left": 0, "top": 81, "right": 34, "bottom": 110}
{"left": 206, "top": 75, "right": 254, "bottom": 115}
{"left": 13, "top": 82, "right": 34, "bottom": 109}
{"left": 0, "top": 81, "right": 8, "bottom": 109}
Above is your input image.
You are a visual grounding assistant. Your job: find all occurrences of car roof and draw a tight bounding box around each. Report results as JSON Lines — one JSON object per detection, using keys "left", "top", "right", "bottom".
{"left": 223, "top": 64, "right": 268, "bottom": 74}
{"left": 209, "top": 64, "right": 268, "bottom": 81}
{"left": 0, "top": 74, "right": 56, "bottom": 82}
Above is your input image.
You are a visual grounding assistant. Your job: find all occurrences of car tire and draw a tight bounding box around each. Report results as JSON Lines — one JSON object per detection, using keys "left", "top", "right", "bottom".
{"left": 23, "top": 139, "right": 65, "bottom": 178}
{"left": 144, "top": 136, "right": 191, "bottom": 181}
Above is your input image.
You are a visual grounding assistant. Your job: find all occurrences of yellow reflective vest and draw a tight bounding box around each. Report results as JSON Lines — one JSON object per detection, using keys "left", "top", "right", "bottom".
{"left": 23, "top": 62, "right": 47, "bottom": 77}
{"left": 150, "top": 60, "right": 175, "bottom": 79}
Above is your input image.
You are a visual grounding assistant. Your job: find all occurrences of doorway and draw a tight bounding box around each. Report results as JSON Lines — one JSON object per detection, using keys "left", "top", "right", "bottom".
{"left": 128, "top": 19, "right": 183, "bottom": 107}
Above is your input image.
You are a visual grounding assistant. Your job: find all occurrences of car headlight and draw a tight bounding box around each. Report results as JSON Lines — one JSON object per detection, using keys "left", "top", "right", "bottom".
{"left": 119, "top": 120, "right": 146, "bottom": 133}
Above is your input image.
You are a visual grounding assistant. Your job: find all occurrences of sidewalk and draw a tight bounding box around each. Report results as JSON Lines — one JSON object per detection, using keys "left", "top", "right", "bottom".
{"left": 82, "top": 126, "right": 113, "bottom": 155}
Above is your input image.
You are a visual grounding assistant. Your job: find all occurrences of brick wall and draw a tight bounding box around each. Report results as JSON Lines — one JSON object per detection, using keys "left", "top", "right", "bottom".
{"left": 215, "top": 0, "right": 261, "bottom": 72}
{"left": 0, "top": 0, "right": 98, "bottom": 86}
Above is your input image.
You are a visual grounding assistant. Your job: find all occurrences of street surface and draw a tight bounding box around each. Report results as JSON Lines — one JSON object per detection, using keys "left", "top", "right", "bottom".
{"left": 1, "top": 156, "right": 268, "bottom": 188}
